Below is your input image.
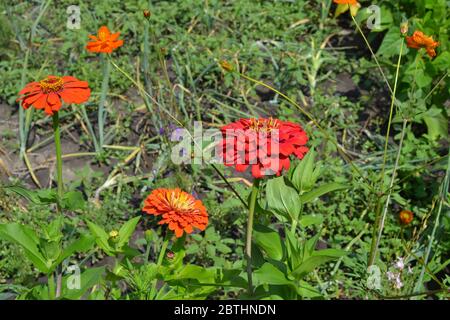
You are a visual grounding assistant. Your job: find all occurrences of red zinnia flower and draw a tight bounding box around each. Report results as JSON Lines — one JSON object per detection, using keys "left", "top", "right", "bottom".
{"left": 220, "top": 118, "right": 309, "bottom": 178}
{"left": 17, "top": 75, "right": 91, "bottom": 116}
{"left": 86, "top": 26, "right": 124, "bottom": 53}
{"left": 142, "top": 188, "right": 208, "bottom": 238}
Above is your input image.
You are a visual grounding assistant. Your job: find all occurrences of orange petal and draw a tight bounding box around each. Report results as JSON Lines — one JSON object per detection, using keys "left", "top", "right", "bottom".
{"left": 97, "top": 26, "right": 111, "bottom": 40}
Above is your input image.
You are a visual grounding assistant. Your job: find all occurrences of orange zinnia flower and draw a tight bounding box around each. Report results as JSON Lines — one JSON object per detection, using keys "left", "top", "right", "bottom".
{"left": 333, "top": 0, "right": 358, "bottom": 4}
{"left": 406, "top": 31, "right": 439, "bottom": 58}
{"left": 17, "top": 75, "right": 91, "bottom": 116}
{"left": 86, "top": 26, "right": 123, "bottom": 53}
{"left": 399, "top": 210, "right": 414, "bottom": 225}
{"left": 142, "top": 188, "right": 208, "bottom": 238}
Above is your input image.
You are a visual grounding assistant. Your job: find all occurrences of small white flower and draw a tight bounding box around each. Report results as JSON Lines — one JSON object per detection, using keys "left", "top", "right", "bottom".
{"left": 394, "top": 277, "right": 404, "bottom": 289}
{"left": 395, "top": 257, "right": 405, "bottom": 270}
{"left": 386, "top": 271, "right": 396, "bottom": 281}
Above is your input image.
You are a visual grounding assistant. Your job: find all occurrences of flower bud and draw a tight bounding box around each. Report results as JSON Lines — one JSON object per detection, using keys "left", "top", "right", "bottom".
{"left": 400, "top": 21, "right": 409, "bottom": 35}
{"left": 143, "top": 10, "right": 151, "bottom": 19}
{"left": 166, "top": 251, "right": 175, "bottom": 260}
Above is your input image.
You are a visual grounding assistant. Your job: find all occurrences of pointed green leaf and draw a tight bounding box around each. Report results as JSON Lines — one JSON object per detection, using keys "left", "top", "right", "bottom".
{"left": 299, "top": 183, "right": 348, "bottom": 204}
{"left": 0, "top": 223, "right": 49, "bottom": 273}
{"left": 117, "top": 216, "right": 140, "bottom": 249}
{"left": 291, "top": 249, "right": 346, "bottom": 280}
{"left": 266, "top": 177, "right": 301, "bottom": 222}
{"left": 253, "top": 224, "right": 286, "bottom": 261}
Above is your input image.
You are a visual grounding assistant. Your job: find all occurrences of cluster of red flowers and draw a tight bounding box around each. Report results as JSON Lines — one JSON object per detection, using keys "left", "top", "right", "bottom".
{"left": 15, "top": 14, "right": 435, "bottom": 241}
{"left": 220, "top": 118, "right": 309, "bottom": 178}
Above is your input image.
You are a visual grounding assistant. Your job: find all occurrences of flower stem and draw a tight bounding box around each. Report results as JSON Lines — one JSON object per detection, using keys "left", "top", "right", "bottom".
{"left": 52, "top": 112, "right": 64, "bottom": 207}
{"left": 48, "top": 273, "right": 55, "bottom": 299}
{"left": 368, "top": 40, "right": 404, "bottom": 266}
{"left": 246, "top": 179, "right": 260, "bottom": 296}
{"left": 369, "top": 119, "right": 407, "bottom": 266}
{"left": 150, "top": 235, "right": 169, "bottom": 299}
{"left": 98, "top": 55, "right": 111, "bottom": 151}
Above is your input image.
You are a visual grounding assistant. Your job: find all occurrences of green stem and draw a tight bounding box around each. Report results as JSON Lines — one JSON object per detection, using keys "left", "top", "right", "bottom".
{"left": 368, "top": 40, "right": 404, "bottom": 266}
{"left": 379, "top": 39, "right": 404, "bottom": 186}
{"left": 48, "top": 273, "right": 55, "bottom": 300}
{"left": 52, "top": 112, "right": 64, "bottom": 205}
{"left": 246, "top": 179, "right": 260, "bottom": 296}
{"left": 369, "top": 119, "right": 408, "bottom": 266}
{"left": 19, "top": 49, "right": 30, "bottom": 158}
{"left": 98, "top": 56, "right": 111, "bottom": 151}
{"left": 150, "top": 235, "right": 169, "bottom": 299}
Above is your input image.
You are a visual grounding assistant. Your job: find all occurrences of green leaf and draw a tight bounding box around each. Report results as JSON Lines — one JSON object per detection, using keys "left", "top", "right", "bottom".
{"left": 290, "top": 249, "right": 346, "bottom": 280}
{"left": 291, "top": 149, "right": 319, "bottom": 193}
{"left": 117, "top": 216, "right": 140, "bottom": 250}
{"left": 285, "top": 229, "right": 301, "bottom": 270}
{"left": 0, "top": 223, "right": 49, "bottom": 273}
{"left": 299, "top": 183, "right": 348, "bottom": 204}
{"left": 54, "top": 234, "right": 95, "bottom": 267}
{"left": 4, "top": 186, "right": 57, "bottom": 205}
{"left": 432, "top": 51, "right": 450, "bottom": 71}
{"left": 86, "top": 220, "right": 114, "bottom": 256}
{"left": 36, "top": 189, "right": 58, "bottom": 204}
{"left": 266, "top": 176, "right": 301, "bottom": 222}
{"left": 299, "top": 214, "right": 324, "bottom": 228}
{"left": 167, "top": 265, "right": 216, "bottom": 283}
{"left": 62, "top": 267, "right": 105, "bottom": 300}
{"left": 4, "top": 186, "right": 40, "bottom": 203}
{"left": 253, "top": 224, "right": 285, "bottom": 261}
{"left": 377, "top": 27, "right": 408, "bottom": 58}
{"left": 253, "top": 263, "right": 291, "bottom": 286}
{"left": 61, "top": 191, "right": 85, "bottom": 211}
{"left": 423, "top": 109, "right": 448, "bottom": 140}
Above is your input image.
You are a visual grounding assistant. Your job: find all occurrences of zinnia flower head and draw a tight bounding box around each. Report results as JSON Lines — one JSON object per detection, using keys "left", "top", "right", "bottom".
{"left": 333, "top": 0, "right": 358, "bottom": 4}
{"left": 86, "top": 26, "right": 124, "bottom": 53}
{"left": 220, "top": 118, "right": 309, "bottom": 179}
{"left": 406, "top": 31, "right": 439, "bottom": 58}
{"left": 142, "top": 188, "right": 208, "bottom": 238}
{"left": 17, "top": 75, "right": 91, "bottom": 116}
{"left": 399, "top": 209, "right": 414, "bottom": 225}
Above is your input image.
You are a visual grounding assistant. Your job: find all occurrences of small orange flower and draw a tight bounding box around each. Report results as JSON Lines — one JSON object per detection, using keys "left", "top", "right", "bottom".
{"left": 86, "top": 26, "right": 123, "bottom": 53}
{"left": 406, "top": 31, "right": 439, "bottom": 58}
{"left": 17, "top": 75, "right": 91, "bottom": 116}
{"left": 333, "top": 0, "right": 358, "bottom": 4}
{"left": 142, "top": 188, "right": 208, "bottom": 238}
{"left": 399, "top": 210, "right": 414, "bottom": 225}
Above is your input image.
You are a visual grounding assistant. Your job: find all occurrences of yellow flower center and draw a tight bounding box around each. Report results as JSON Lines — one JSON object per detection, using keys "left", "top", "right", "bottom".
{"left": 98, "top": 30, "right": 108, "bottom": 41}
{"left": 248, "top": 118, "right": 280, "bottom": 133}
{"left": 39, "top": 76, "right": 64, "bottom": 93}
{"left": 168, "top": 192, "right": 197, "bottom": 213}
